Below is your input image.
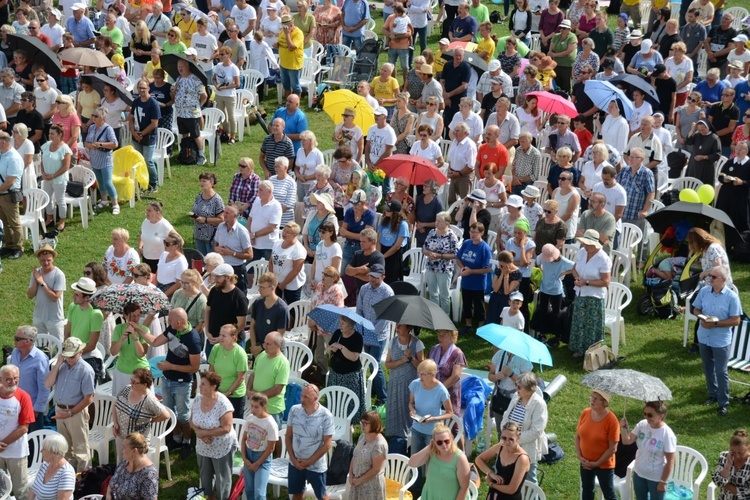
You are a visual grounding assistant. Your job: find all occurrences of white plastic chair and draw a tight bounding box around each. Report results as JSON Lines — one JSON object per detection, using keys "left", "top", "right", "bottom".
{"left": 27, "top": 429, "right": 63, "bottom": 486}
{"left": 234, "top": 89, "right": 254, "bottom": 142}
{"left": 286, "top": 300, "right": 311, "bottom": 343}
{"left": 725, "top": 6, "right": 749, "bottom": 29}
{"left": 403, "top": 248, "right": 427, "bottom": 296}
{"left": 241, "top": 68, "right": 264, "bottom": 107}
{"left": 300, "top": 58, "right": 322, "bottom": 108}
{"left": 385, "top": 453, "right": 418, "bottom": 500}
{"left": 618, "top": 222, "right": 643, "bottom": 283}
{"left": 150, "top": 407, "right": 177, "bottom": 479}
{"left": 363, "top": 29, "right": 378, "bottom": 41}
{"left": 153, "top": 128, "right": 174, "bottom": 186}
{"left": 360, "top": 352, "right": 378, "bottom": 413}
{"left": 604, "top": 282, "right": 632, "bottom": 357}
{"left": 231, "top": 418, "right": 245, "bottom": 477}
{"left": 671, "top": 176, "right": 703, "bottom": 193}
{"left": 487, "top": 230, "right": 498, "bottom": 255}
{"left": 36, "top": 334, "right": 62, "bottom": 358}
{"left": 245, "top": 258, "right": 269, "bottom": 305}
{"left": 539, "top": 152, "right": 552, "bottom": 180}
{"left": 64, "top": 165, "right": 96, "bottom": 229}
{"left": 522, "top": 480, "right": 547, "bottom": 499}
{"left": 310, "top": 39, "right": 326, "bottom": 64}
{"left": 88, "top": 394, "right": 116, "bottom": 465}
{"left": 640, "top": 2, "right": 652, "bottom": 29}
{"left": 449, "top": 274, "right": 462, "bottom": 322}
{"left": 610, "top": 249, "right": 630, "bottom": 285}
{"left": 696, "top": 49, "right": 708, "bottom": 79}
{"left": 671, "top": 446, "right": 709, "bottom": 497}
{"left": 200, "top": 108, "right": 226, "bottom": 164}
{"left": 467, "top": 482, "right": 479, "bottom": 500}
{"left": 562, "top": 243, "right": 580, "bottom": 262}
{"left": 21, "top": 188, "right": 50, "bottom": 251}
{"left": 79, "top": 496, "right": 104, "bottom": 500}
{"left": 595, "top": 461, "right": 632, "bottom": 500}
{"left": 707, "top": 481, "right": 718, "bottom": 499}
{"left": 124, "top": 56, "right": 135, "bottom": 80}
{"left": 319, "top": 386, "right": 359, "bottom": 443}
{"left": 282, "top": 340, "right": 313, "bottom": 378}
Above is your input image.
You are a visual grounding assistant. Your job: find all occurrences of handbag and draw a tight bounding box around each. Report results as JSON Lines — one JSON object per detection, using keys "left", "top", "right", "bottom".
{"left": 65, "top": 181, "right": 85, "bottom": 198}
{"left": 301, "top": 330, "right": 327, "bottom": 387}
{"left": 490, "top": 389, "right": 513, "bottom": 415}
{"left": 0, "top": 173, "right": 22, "bottom": 202}
{"left": 583, "top": 341, "right": 615, "bottom": 372}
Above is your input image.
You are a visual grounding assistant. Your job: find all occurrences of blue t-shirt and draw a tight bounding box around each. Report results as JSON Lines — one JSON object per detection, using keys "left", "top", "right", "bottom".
{"left": 409, "top": 379, "right": 451, "bottom": 435}
{"left": 506, "top": 238, "right": 536, "bottom": 278}
{"left": 131, "top": 96, "right": 162, "bottom": 145}
{"left": 343, "top": 207, "right": 376, "bottom": 244}
{"left": 149, "top": 82, "right": 172, "bottom": 112}
{"left": 451, "top": 16, "right": 478, "bottom": 40}
{"left": 272, "top": 107, "right": 308, "bottom": 154}
{"left": 536, "top": 255, "right": 574, "bottom": 295}
{"left": 696, "top": 79, "right": 725, "bottom": 106}
{"left": 735, "top": 80, "right": 750, "bottom": 119}
{"left": 342, "top": 0, "right": 370, "bottom": 37}
{"left": 378, "top": 219, "right": 409, "bottom": 247}
{"left": 457, "top": 238, "right": 492, "bottom": 290}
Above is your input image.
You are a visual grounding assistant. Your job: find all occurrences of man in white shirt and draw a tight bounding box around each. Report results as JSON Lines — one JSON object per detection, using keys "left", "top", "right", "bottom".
{"left": 191, "top": 18, "right": 219, "bottom": 80}
{"left": 231, "top": 0, "right": 258, "bottom": 49}
{"left": 448, "top": 96, "right": 483, "bottom": 144}
{"left": 365, "top": 107, "right": 397, "bottom": 170}
{"left": 485, "top": 97, "right": 520, "bottom": 151}
{"left": 247, "top": 180, "right": 282, "bottom": 261}
{"left": 592, "top": 165, "right": 627, "bottom": 248}
{"left": 623, "top": 115, "right": 663, "bottom": 178}
{"left": 40, "top": 9, "right": 65, "bottom": 52}
{"left": 357, "top": 80, "right": 379, "bottom": 109}
{"left": 447, "top": 122, "right": 478, "bottom": 204}
{"left": 476, "top": 60, "right": 514, "bottom": 102}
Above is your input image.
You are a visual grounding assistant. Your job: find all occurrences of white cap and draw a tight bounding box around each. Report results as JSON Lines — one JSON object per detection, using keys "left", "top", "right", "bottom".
{"left": 488, "top": 60, "right": 501, "bottom": 72}
{"left": 71, "top": 2, "right": 87, "bottom": 10}
{"left": 49, "top": 7, "right": 62, "bottom": 18}
{"left": 374, "top": 106, "right": 387, "bottom": 116}
{"left": 184, "top": 47, "right": 198, "bottom": 56}
{"left": 641, "top": 39, "right": 653, "bottom": 54}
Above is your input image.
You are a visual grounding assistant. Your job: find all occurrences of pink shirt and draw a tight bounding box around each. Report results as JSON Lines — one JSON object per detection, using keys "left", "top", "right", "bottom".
{"left": 52, "top": 112, "right": 82, "bottom": 152}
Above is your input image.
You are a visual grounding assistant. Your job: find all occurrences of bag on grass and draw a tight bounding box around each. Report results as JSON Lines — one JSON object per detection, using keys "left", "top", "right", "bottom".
{"left": 583, "top": 341, "right": 615, "bottom": 372}
{"left": 539, "top": 442, "right": 565, "bottom": 465}
{"left": 178, "top": 137, "right": 198, "bottom": 165}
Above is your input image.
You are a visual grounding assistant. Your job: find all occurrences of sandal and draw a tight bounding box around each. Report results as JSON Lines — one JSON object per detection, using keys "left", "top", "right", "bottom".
{"left": 112, "top": 205, "right": 121, "bottom": 215}
{"left": 228, "top": 138, "right": 236, "bottom": 145}
{"left": 56, "top": 224, "right": 65, "bottom": 232}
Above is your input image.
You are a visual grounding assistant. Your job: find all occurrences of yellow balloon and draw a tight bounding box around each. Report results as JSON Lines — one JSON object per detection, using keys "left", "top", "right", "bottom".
{"left": 697, "top": 184, "right": 715, "bottom": 205}
{"left": 679, "top": 188, "right": 700, "bottom": 203}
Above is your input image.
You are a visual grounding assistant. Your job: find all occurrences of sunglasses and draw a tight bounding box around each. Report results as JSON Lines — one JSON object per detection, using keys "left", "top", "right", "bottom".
{"left": 238, "top": 163, "right": 249, "bottom": 168}
{"left": 342, "top": 114, "right": 353, "bottom": 117}
{"left": 744, "top": 114, "right": 750, "bottom": 118}
{"left": 36, "top": 79, "right": 45, "bottom": 82}
{"left": 91, "top": 114, "right": 100, "bottom": 118}
{"left": 427, "top": 102, "right": 437, "bottom": 106}
{"left": 419, "top": 134, "right": 429, "bottom": 138}
{"left": 434, "top": 439, "right": 451, "bottom": 446}
{"left": 322, "top": 272, "right": 335, "bottom": 278}
{"left": 20, "top": 98, "right": 29, "bottom": 102}
{"left": 643, "top": 412, "right": 655, "bottom": 418}
{"left": 132, "top": 273, "right": 146, "bottom": 278}
{"left": 83, "top": 270, "right": 92, "bottom": 276}
{"left": 163, "top": 240, "right": 174, "bottom": 247}
{"left": 708, "top": 274, "right": 721, "bottom": 279}
{"left": 13, "top": 336, "right": 28, "bottom": 342}
{"left": 500, "top": 436, "right": 515, "bottom": 442}
{"left": 689, "top": 98, "right": 700, "bottom": 103}
{"left": 168, "top": 33, "right": 176, "bottom": 37}
{"left": 544, "top": 209, "right": 553, "bottom": 214}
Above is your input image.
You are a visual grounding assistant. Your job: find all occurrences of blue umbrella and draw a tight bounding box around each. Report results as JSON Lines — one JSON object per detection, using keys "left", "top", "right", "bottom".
{"left": 496, "top": 332, "right": 554, "bottom": 367}
{"left": 583, "top": 80, "right": 635, "bottom": 120}
{"left": 476, "top": 324, "right": 521, "bottom": 348}
{"left": 308, "top": 304, "right": 376, "bottom": 339}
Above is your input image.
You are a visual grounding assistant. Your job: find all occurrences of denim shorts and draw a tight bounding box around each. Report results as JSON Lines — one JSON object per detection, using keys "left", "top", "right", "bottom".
{"left": 280, "top": 67, "right": 302, "bottom": 94}
{"left": 162, "top": 378, "right": 192, "bottom": 423}
{"left": 287, "top": 465, "right": 327, "bottom": 497}
{"left": 388, "top": 48, "right": 410, "bottom": 70}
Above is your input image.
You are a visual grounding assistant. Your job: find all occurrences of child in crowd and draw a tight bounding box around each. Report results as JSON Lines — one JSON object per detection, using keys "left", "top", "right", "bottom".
{"left": 613, "top": 13, "right": 630, "bottom": 54}
{"left": 486, "top": 250, "right": 521, "bottom": 325}
{"left": 521, "top": 185, "right": 544, "bottom": 235}
{"left": 531, "top": 243, "right": 574, "bottom": 345}
{"left": 501, "top": 291, "right": 526, "bottom": 331}
{"left": 573, "top": 114, "right": 593, "bottom": 153}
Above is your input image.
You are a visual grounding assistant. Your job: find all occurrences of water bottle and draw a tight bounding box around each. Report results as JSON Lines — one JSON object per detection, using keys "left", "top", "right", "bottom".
{"left": 476, "top": 431, "right": 486, "bottom": 454}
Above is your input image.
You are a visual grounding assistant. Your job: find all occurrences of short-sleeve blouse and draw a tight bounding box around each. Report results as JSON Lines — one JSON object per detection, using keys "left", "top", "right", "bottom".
{"left": 30, "top": 461, "right": 76, "bottom": 500}
{"left": 114, "top": 386, "right": 164, "bottom": 442}
{"left": 423, "top": 229, "right": 458, "bottom": 274}
{"left": 192, "top": 392, "right": 238, "bottom": 458}
{"left": 103, "top": 246, "right": 141, "bottom": 284}
{"left": 108, "top": 460, "right": 159, "bottom": 500}
{"left": 52, "top": 112, "right": 82, "bottom": 152}
{"left": 41, "top": 142, "right": 73, "bottom": 185}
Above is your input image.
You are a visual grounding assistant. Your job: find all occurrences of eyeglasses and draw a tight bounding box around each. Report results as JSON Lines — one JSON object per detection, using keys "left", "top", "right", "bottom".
{"left": 560, "top": 177, "right": 571, "bottom": 181}
{"left": 36, "top": 79, "right": 45, "bottom": 82}
{"left": 13, "top": 336, "right": 28, "bottom": 342}
{"left": 83, "top": 270, "right": 92, "bottom": 276}
{"left": 708, "top": 274, "right": 723, "bottom": 280}
{"left": 163, "top": 240, "right": 174, "bottom": 247}
{"left": 20, "top": 98, "right": 29, "bottom": 102}
{"left": 90, "top": 114, "right": 100, "bottom": 118}
{"left": 322, "top": 272, "right": 335, "bottom": 278}
{"left": 130, "top": 379, "right": 143, "bottom": 385}
{"left": 544, "top": 209, "right": 553, "bottom": 214}
{"left": 643, "top": 412, "right": 655, "bottom": 418}
{"left": 722, "top": 93, "right": 734, "bottom": 97}
{"left": 500, "top": 436, "right": 515, "bottom": 442}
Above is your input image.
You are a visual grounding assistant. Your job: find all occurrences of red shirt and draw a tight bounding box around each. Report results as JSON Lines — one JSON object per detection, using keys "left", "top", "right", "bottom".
{"left": 35, "top": 33, "right": 53, "bottom": 47}
{"left": 476, "top": 142, "right": 510, "bottom": 179}
{"left": 574, "top": 128, "right": 593, "bottom": 154}
{"left": 0, "top": 388, "right": 35, "bottom": 459}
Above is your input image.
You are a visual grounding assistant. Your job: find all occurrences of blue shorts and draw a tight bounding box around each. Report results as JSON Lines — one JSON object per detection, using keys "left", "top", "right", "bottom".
{"left": 280, "top": 67, "right": 302, "bottom": 94}
{"left": 287, "top": 465, "right": 327, "bottom": 497}
{"left": 388, "top": 48, "right": 410, "bottom": 70}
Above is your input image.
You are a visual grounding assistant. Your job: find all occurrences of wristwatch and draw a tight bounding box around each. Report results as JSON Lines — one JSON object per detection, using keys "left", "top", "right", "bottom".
{"left": 715, "top": 321, "right": 719, "bottom": 327}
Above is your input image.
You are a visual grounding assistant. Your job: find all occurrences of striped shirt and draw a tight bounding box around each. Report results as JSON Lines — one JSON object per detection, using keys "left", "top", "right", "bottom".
{"left": 356, "top": 281, "right": 394, "bottom": 345}
{"left": 508, "top": 400, "right": 527, "bottom": 426}
{"left": 31, "top": 461, "right": 75, "bottom": 500}
{"left": 269, "top": 175, "right": 296, "bottom": 227}
{"left": 260, "top": 134, "right": 295, "bottom": 176}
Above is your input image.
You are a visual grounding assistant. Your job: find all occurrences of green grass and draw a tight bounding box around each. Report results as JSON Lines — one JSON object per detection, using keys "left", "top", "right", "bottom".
{"left": 4, "top": 3, "right": 750, "bottom": 498}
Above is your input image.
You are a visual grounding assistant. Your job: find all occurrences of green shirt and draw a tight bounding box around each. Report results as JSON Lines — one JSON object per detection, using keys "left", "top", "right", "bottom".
{"left": 67, "top": 303, "right": 104, "bottom": 346}
{"left": 469, "top": 4, "right": 490, "bottom": 24}
{"left": 551, "top": 31, "right": 578, "bottom": 67}
{"left": 112, "top": 323, "right": 151, "bottom": 374}
{"left": 162, "top": 41, "right": 187, "bottom": 55}
{"left": 170, "top": 290, "right": 207, "bottom": 332}
{"left": 208, "top": 343, "right": 249, "bottom": 398}
{"left": 100, "top": 26, "right": 124, "bottom": 55}
{"left": 251, "top": 351, "right": 290, "bottom": 415}
{"left": 292, "top": 12, "right": 316, "bottom": 48}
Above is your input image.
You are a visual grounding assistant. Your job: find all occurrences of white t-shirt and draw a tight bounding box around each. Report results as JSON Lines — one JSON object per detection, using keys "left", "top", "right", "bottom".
{"left": 140, "top": 217, "right": 174, "bottom": 260}
{"left": 41, "top": 23, "right": 65, "bottom": 48}
{"left": 271, "top": 240, "right": 307, "bottom": 290}
{"left": 34, "top": 88, "right": 60, "bottom": 119}
{"left": 15, "top": 138, "right": 33, "bottom": 161}
{"left": 213, "top": 62, "right": 240, "bottom": 97}
{"left": 191, "top": 32, "right": 219, "bottom": 72}
{"left": 296, "top": 147, "right": 324, "bottom": 186}
{"left": 261, "top": 16, "right": 282, "bottom": 48}
{"left": 501, "top": 307, "right": 525, "bottom": 331}
{"left": 334, "top": 123, "right": 364, "bottom": 159}
{"left": 392, "top": 15, "right": 411, "bottom": 35}
{"left": 409, "top": 140, "right": 442, "bottom": 164}
{"left": 0, "top": 392, "right": 30, "bottom": 458}
{"left": 629, "top": 101, "right": 653, "bottom": 132}
{"left": 243, "top": 414, "right": 279, "bottom": 452}
{"left": 313, "top": 241, "right": 342, "bottom": 282}
{"left": 259, "top": 0, "right": 284, "bottom": 16}
{"left": 665, "top": 56, "right": 694, "bottom": 93}
{"left": 580, "top": 161, "right": 610, "bottom": 193}
{"left": 366, "top": 124, "right": 397, "bottom": 164}
{"left": 449, "top": 111, "right": 484, "bottom": 142}
{"left": 249, "top": 197, "right": 282, "bottom": 250}
{"left": 631, "top": 420, "right": 677, "bottom": 483}
{"left": 592, "top": 181, "right": 628, "bottom": 232}
{"left": 231, "top": 4, "right": 258, "bottom": 41}
{"left": 728, "top": 50, "right": 750, "bottom": 69}
{"left": 365, "top": 94, "right": 379, "bottom": 109}
{"left": 156, "top": 253, "right": 189, "bottom": 286}
{"left": 101, "top": 98, "right": 129, "bottom": 129}
{"left": 573, "top": 247, "right": 612, "bottom": 299}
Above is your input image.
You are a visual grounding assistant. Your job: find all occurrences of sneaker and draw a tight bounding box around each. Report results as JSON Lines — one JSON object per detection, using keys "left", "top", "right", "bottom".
{"left": 8, "top": 249, "right": 23, "bottom": 260}
{"left": 147, "top": 185, "right": 159, "bottom": 194}
{"left": 197, "top": 155, "right": 207, "bottom": 166}
{"left": 112, "top": 205, "right": 121, "bottom": 215}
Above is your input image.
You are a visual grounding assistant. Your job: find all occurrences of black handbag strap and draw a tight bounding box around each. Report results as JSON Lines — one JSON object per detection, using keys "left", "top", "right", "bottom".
{"left": 185, "top": 293, "right": 201, "bottom": 314}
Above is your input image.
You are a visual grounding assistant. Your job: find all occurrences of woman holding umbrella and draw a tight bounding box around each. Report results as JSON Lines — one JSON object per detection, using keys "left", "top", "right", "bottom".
{"left": 620, "top": 401, "right": 677, "bottom": 500}
{"left": 327, "top": 315, "right": 366, "bottom": 421}
{"left": 716, "top": 140, "right": 750, "bottom": 233}
{"left": 685, "top": 119, "right": 722, "bottom": 185}
{"left": 576, "top": 389, "right": 620, "bottom": 500}
{"left": 712, "top": 429, "right": 750, "bottom": 499}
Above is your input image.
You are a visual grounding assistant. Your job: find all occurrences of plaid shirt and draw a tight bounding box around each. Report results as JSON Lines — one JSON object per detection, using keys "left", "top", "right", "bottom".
{"left": 512, "top": 144, "right": 541, "bottom": 181}
{"left": 616, "top": 164, "right": 654, "bottom": 221}
{"left": 229, "top": 171, "right": 260, "bottom": 218}
{"left": 356, "top": 281, "right": 394, "bottom": 345}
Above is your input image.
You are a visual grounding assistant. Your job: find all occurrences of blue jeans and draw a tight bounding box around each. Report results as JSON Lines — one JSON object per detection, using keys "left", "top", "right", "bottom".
{"left": 388, "top": 48, "right": 410, "bottom": 70}
{"left": 162, "top": 378, "right": 192, "bottom": 424}
{"left": 342, "top": 33, "right": 364, "bottom": 51}
{"left": 526, "top": 462, "right": 538, "bottom": 484}
{"left": 195, "top": 239, "right": 214, "bottom": 258}
{"left": 581, "top": 466, "right": 617, "bottom": 500}
{"left": 411, "top": 429, "right": 432, "bottom": 494}
{"left": 633, "top": 471, "right": 665, "bottom": 500}
{"left": 414, "top": 26, "right": 428, "bottom": 54}
{"left": 712, "top": 7, "right": 723, "bottom": 28}
{"left": 244, "top": 448, "right": 272, "bottom": 500}
{"left": 250, "top": 248, "right": 272, "bottom": 262}
{"left": 341, "top": 241, "right": 361, "bottom": 274}
{"left": 699, "top": 342, "right": 731, "bottom": 408}
{"left": 280, "top": 67, "right": 302, "bottom": 94}
{"left": 132, "top": 141, "right": 157, "bottom": 188}
{"left": 364, "top": 338, "right": 387, "bottom": 404}
{"left": 93, "top": 167, "right": 117, "bottom": 201}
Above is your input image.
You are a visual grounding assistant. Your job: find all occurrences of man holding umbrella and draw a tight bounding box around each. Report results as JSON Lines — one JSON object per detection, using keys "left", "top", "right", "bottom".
{"left": 692, "top": 265, "right": 742, "bottom": 416}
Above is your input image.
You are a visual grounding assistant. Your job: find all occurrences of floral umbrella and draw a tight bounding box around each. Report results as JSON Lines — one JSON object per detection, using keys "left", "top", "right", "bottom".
{"left": 91, "top": 283, "right": 171, "bottom": 316}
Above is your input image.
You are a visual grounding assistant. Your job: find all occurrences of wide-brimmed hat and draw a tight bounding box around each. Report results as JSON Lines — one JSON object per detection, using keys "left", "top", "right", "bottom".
{"left": 559, "top": 19, "right": 572, "bottom": 29}
{"left": 71, "top": 277, "right": 97, "bottom": 295}
{"left": 310, "top": 192, "right": 335, "bottom": 214}
{"left": 61, "top": 337, "right": 85, "bottom": 357}
{"left": 729, "top": 60, "right": 744, "bottom": 71}
{"left": 521, "top": 185, "right": 540, "bottom": 199}
{"left": 35, "top": 243, "right": 57, "bottom": 259}
{"left": 576, "top": 229, "right": 603, "bottom": 249}
{"left": 629, "top": 29, "right": 643, "bottom": 40}
{"left": 537, "top": 56, "right": 557, "bottom": 71}
{"left": 420, "top": 64, "right": 434, "bottom": 75}
{"left": 281, "top": 14, "right": 292, "bottom": 24}
{"left": 467, "top": 189, "right": 486, "bottom": 202}
{"left": 506, "top": 194, "right": 524, "bottom": 208}
{"left": 540, "top": 243, "right": 561, "bottom": 262}
{"left": 591, "top": 388, "right": 611, "bottom": 404}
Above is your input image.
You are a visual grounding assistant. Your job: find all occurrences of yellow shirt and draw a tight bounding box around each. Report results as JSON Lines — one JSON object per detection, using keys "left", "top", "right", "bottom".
{"left": 78, "top": 89, "right": 101, "bottom": 120}
{"left": 370, "top": 76, "right": 400, "bottom": 101}
{"left": 434, "top": 50, "right": 447, "bottom": 73}
{"left": 279, "top": 27, "right": 305, "bottom": 71}
{"left": 623, "top": 0, "right": 639, "bottom": 7}
{"left": 654, "top": 0, "right": 669, "bottom": 9}
{"left": 177, "top": 16, "right": 198, "bottom": 46}
{"left": 475, "top": 38, "right": 496, "bottom": 64}
{"left": 144, "top": 61, "right": 163, "bottom": 81}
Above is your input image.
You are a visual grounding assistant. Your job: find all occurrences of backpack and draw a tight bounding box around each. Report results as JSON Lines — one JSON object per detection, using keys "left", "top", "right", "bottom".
{"left": 539, "top": 442, "right": 565, "bottom": 465}
{"left": 326, "top": 439, "right": 354, "bottom": 485}
{"left": 650, "top": 281, "right": 678, "bottom": 319}
{"left": 74, "top": 464, "right": 116, "bottom": 499}
{"left": 178, "top": 137, "right": 198, "bottom": 165}
{"left": 282, "top": 382, "right": 303, "bottom": 423}
{"left": 490, "top": 11, "right": 501, "bottom": 24}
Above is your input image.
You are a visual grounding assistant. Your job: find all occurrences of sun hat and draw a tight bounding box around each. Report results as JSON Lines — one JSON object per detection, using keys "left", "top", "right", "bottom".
{"left": 35, "top": 243, "right": 57, "bottom": 259}
{"left": 537, "top": 56, "right": 557, "bottom": 71}
{"left": 61, "top": 337, "right": 86, "bottom": 357}
{"left": 420, "top": 64, "right": 434, "bottom": 75}
{"left": 467, "top": 189, "right": 487, "bottom": 202}
{"left": 310, "top": 192, "right": 335, "bottom": 214}
{"left": 506, "top": 194, "right": 524, "bottom": 208}
{"left": 71, "top": 277, "right": 97, "bottom": 295}
{"left": 576, "top": 229, "right": 603, "bottom": 249}
{"left": 212, "top": 263, "right": 234, "bottom": 276}
{"left": 559, "top": 19, "right": 572, "bottom": 29}
{"left": 521, "top": 185, "right": 540, "bottom": 199}
{"left": 540, "top": 243, "right": 561, "bottom": 262}
{"left": 591, "top": 388, "right": 611, "bottom": 404}
{"left": 281, "top": 14, "right": 292, "bottom": 23}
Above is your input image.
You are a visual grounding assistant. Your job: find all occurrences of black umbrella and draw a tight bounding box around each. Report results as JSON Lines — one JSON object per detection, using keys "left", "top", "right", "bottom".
{"left": 160, "top": 53, "right": 209, "bottom": 87}
{"left": 646, "top": 201, "right": 742, "bottom": 244}
{"left": 7, "top": 34, "right": 61, "bottom": 81}
{"left": 609, "top": 73, "right": 660, "bottom": 107}
{"left": 372, "top": 295, "right": 456, "bottom": 331}
{"left": 442, "top": 50, "right": 488, "bottom": 75}
{"left": 87, "top": 73, "right": 133, "bottom": 106}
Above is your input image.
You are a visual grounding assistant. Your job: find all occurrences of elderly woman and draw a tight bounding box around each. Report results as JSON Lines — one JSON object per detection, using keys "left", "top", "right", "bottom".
{"left": 500, "top": 372, "right": 549, "bottom": 484}
{"left": 716, "top": 141, "right": 750, "bottom": 233}
{"left": 414, "top": 179, "right": 444, "bottom": 247}
{"left": 372, "top": 63, "right": 400, "bottom": 118}
{"left": 547, "top": 146, "right": 579, "bottom": 194}
{"left": 269, "top": 222, "right": 307, "bottom": 304}
{"left": 675, "top": 91, "right": 706, "bottom": 150}
{"left": 548, "top": 20, "right": 577, "bottom": 92}
{"left": 138, "top": 201, "right": 174, "bottom": 273}
{"left": 104, "top": 228, "right": 141, "bottom": 284}
{"left": 84, "top": 106, "right": 119, "bottom": 214}
{"left": 110, "top": 302, "right": 150, "bottom": 397}
{"left": 383, "top": 324, "right": 424, "bottom": 454}
{"left": 476, "top": 422, "right": 530, "bottom": 498}
{"left": 580, "top": 143, "right": 610, "bottom": 204}
{"left": 410, "top": 423, "right": 470, "bottom": 499}
{"left": 28, "top": 434, "right": 76, "bottom": 500}
{"left": 573, "top": 38, "right": 600, "bottom": 82}
{"left": 201, "top": 252, "right": 224, "bottom": 296}
{"left": 296, "top": 131, "right": 324, "bottom": 202}
{"left": 385, "top": 177, "right": 415, "bottom": 222}
{"left": 378, "top": 199, "right": 410, "bottom": 283}
{"left": 270, "top": 157, "right": 297, "bottom": 228}
{"left": 340, "top": 189, "right": 376, "bottom": 271}
{"left": 570, "top": 230, "right": 612, "bottom": 357}
{"left": 429, "top": 329, "right": 467, "bottom": 422}
{"left": 712, "top": 429, "right": 750, "bottom": 499}
{"left": 304, "top": 165, "right": 335, "bottom": 215}
{"left": 171, "top": 269, "right": 207, "bottom": 333}
{"left": 533, "top": 199, "right": 567, "bottom": 250}
{"left": 620, "top": 401, "right": 676, "bottom": 499}
{"left": 553, "top": 170, "right": 580, "bottom": 242}
{"left": 415, "top": 96, "right": 445, "bottom": 142}
{"left": 112, "top": 368, "right": 169, "bottom": 459}
{"left": 313, "top": 0, "right": 342, "bottom": 58}
{"left": 40, "top": 124, "right": 72, "bottom": 232}
{"left": 349, "top": 410, "right": 388, "bottom": 498}
{"left": 423, "top": 212, "right": 458, "bottom": 315}
{"left": 685, "top": 119, "right": 722, "bottom": 185}
{"left": 107, "top": 432, "right": 159, "bottom": 500}
{"left": 193, "top": 172, "right": 225, "bottom": 257}
{"left": 391, "top": 92, "right": 416, "bottom": 155}
{"left": 229, "top": 158, "right": 261, "bottom": 220}
{"left": 191, "top": 371, "right": 238, "bottom": 500}
{"left": 308, "top": 264, "right": 345, "bottom": 372}
{"left": 13, "top": 123, "right": 34, "bottom": 193}
{"left": 457, "top": 222, "right": 493, "bottom": 334}
{"left": 328, "top": 315, "right": 366, "bottom": 421}
{"left": 577, "top": 389, "right": 620, "bottom": 500}
{"left": 302, "top": 193, "right": 339, "bottom": 263}
{"left": 208, "top": 324, "right": 249, "bottom": 419}
{"left": 156, "top": 230, "right": 189, "bottom": 297}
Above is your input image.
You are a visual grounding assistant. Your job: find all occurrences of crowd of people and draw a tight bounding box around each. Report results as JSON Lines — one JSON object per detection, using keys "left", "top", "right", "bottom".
{"left": 0, "top": 0, "right": 749, "bottom": 498}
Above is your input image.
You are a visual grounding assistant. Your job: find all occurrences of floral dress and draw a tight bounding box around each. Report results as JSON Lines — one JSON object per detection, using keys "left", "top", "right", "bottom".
{"left": 385, "top": 334, "right": 424, "bottom": 439}
{"left": 498, "top": 51, "right": 522, "bottom": 77}
{"left": 313, "top": 4, "right": 342, "bottom": 46}
{"left": 429, "top": 344, "right": 467, "bottom": 415}
{"left": 424, "top": 230, "right": 458, "bottom": 276}
{"left": 573, "top": 51, "right": 600, "bottom": 81}
{"left": 103, "top": 246, "right": 140, "bottom": 284}
{"left": 391, "top": 108, "right": 416, "bottom": 154}
{"left": 108, "top": 461, "right": 158, "bottom": 500}
{"left": 350, "top": 434, "right": 388, "bottom": 500}
{"left": 732, "top": 126, "right": 750, "bottom": 158}
{"left": 385, "top": 192, "right": 415, "bottom": 216}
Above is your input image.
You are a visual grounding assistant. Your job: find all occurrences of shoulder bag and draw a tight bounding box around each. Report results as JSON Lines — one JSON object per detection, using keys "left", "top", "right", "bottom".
{"left": 583, "top": 341, "right": 615, "bottom": 372}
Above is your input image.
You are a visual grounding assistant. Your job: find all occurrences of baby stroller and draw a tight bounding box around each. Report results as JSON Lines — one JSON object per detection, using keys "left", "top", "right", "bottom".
{"left": 637, "top": 241, "right": 701, "bottom": 319}
{"left": 344, "top": 39, "right": 384, "bottom": 89}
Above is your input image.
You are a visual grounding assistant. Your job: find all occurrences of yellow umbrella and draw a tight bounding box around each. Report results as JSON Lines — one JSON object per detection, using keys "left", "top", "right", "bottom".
{"left": 323, "top": 89, "right": 375, "bottom": 132}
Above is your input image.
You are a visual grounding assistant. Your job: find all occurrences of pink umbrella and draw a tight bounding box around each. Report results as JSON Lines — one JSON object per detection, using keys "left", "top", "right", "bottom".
{"left": 525, "top": 91, "right": 578, "bottom": 119}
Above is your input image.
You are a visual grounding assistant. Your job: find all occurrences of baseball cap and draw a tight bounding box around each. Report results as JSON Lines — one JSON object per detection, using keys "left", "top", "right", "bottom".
{"left": 641, "top": 39, "right": 653, "bottom": 54}
{"left": 373, "top": 106, "right": 388, "bottom": 116}
{"left": 652, "top": 63, "right": 666, "bottom": 77}
{"left": 368, "top": 263, "right": 385, "bottom": 278}
{"left": 212, "top": 263, "right": 234, "bottom": 276}
{"left": 488, "top": 60, "right": 501, "bottom": 72}
{"left": 61, "top": 337, "right": 85, "bottom": 357}
{"left": 509, "top": 291, "right": 524, "bottom": 302}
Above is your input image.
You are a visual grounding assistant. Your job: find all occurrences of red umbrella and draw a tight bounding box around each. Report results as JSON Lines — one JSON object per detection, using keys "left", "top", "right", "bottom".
{"left": 525, "top": 91, "right": 578, "bottom": 119}
{"left": 377, "top": 154, "right": 448, "bottom": 186}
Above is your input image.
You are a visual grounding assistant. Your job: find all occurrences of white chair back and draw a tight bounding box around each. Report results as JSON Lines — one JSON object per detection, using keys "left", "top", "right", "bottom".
{"left": 671, "top": 445, "right": 709, "bottom": 497}
{"left": 286, "top": 300, "right": 311, "bottom": 342}
{"left": 282, "top": 340, "right": 313, "bottom": 378}
{"left": 539, "top": 153, "right": 552, "bottom": 180}
{"left": 385, "top": 453, "right": 418, "bottom": 500}
{"left": 522, "top": 480, "right": 547, "bottom": 500}
{"left": 36, "top": 334, "right": 63, "bottom": 358}
{"left": 360, "top": 352, "right": 378, "bottom": 413}
{"left": 725, "top": 6, "right": 749, "bottom": 29}
{"left": 319, "top": 386, "right": 360, "bottom": 442}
